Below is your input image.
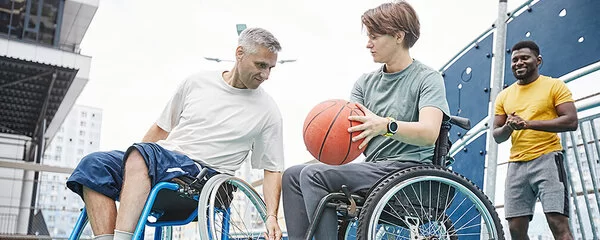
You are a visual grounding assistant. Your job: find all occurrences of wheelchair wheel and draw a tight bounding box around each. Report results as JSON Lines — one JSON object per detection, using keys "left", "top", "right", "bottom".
{"left": 357, "top": 165, "right": 503, "bottom": 240}
{"left": 339, "top": 219, "right": 357, "bottom": 240}
{"left": 197, "top": 174, "right": 268, "bottom": 239}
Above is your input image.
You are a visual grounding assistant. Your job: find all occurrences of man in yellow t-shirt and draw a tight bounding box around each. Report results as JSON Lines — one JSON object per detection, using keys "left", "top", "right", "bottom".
{"left": 493, "top": 40, "right": 578, "bottom": 240}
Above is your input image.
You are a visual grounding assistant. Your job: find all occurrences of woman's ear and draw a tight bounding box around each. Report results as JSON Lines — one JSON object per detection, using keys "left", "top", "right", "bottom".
{"left": 396, "top": 31, "right": 406, "bottom": 45}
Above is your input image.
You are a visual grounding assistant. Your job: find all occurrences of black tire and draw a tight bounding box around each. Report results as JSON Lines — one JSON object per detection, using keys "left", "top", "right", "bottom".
{"left": 357, "top": 165, "right": 504, "bottom": 240}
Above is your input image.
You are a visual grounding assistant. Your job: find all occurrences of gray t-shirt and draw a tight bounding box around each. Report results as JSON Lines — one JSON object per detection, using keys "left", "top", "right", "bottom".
{"left": 350, "top": 60, "right": 450, "bottom": 163}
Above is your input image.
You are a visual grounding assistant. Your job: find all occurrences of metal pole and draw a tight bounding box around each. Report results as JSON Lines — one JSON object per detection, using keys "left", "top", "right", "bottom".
{"left": 578, "top": 121, "right": 600, "bottom": 212}
{"left": 562, "top": 133, "right": 585, "bottom": 239}
{"left": 485, "top": 0, "right": 508, "bottom": 204}
{"left": 27, "top": 118, "right": 45, "bottom": 234}
{"left": 569, "top": 131, "right": 598, "bottom": 239}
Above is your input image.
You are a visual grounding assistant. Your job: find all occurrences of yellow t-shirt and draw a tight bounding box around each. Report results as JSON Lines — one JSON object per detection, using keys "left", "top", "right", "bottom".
{"left": 494, "top": 75, "right": 574, "bottom": 162}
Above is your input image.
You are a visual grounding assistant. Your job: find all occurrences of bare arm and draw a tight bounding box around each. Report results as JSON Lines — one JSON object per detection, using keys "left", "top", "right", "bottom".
{"left": 525, "top": 102, "right": 578, "bottom": 132}
{"left": 348, "top": 105, "right": 444, "bottom": 148}
{"left": 263, "top": 169, "right": 283, "bottom": 239}
{"left": 142, "top": 123, "right": 169, "bottom": 142}
{"left": 493, "top": 114, "right": 513, "bottom": 143}
{"left": 390, "top": 107, "right": 444, "bottom": 146}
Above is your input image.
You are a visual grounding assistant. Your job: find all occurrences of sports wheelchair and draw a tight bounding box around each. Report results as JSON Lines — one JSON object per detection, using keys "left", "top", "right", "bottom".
{"left": 305, "top": 116, "right": 505, "bottom": 240}
{"left": 69, "top": 168, "right": 271, "bottom": 240}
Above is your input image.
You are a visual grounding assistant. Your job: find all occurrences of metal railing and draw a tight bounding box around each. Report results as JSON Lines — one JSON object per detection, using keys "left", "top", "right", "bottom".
{"left": 561, "top": 113, "right": 600, "bottom": 239}
{"left": 0, "top": 171, "right": 93, "bottom": 239}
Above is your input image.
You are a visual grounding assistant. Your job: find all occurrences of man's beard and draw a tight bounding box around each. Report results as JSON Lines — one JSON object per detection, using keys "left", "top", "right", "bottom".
{"left": 513, "top": 68, "right": 535, "bottom": 81}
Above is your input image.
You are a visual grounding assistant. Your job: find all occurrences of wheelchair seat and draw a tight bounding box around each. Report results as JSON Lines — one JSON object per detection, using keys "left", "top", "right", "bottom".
{"left": 149, "top": 182, "right": 199, "bottom": 223}
{"left": 148, "top": 175, "right": 234, "bottom": 225}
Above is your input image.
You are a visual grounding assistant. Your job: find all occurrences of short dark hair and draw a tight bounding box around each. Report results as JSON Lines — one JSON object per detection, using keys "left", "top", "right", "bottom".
{"left": 362, "top": 1, "right": 420, "bottom": 48}
{"left": 511, "top": 40, "right": 540, "bottom": 56}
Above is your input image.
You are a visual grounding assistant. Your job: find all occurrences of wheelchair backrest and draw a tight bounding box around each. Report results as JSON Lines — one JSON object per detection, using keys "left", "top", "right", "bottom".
{"left": 432, "top": 115, "right": 471, "bottom": 167}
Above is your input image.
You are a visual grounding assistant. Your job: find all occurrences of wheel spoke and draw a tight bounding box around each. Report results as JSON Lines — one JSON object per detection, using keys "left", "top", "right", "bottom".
{"left": 357, "top": 166, "right": 503, "bottom": 240}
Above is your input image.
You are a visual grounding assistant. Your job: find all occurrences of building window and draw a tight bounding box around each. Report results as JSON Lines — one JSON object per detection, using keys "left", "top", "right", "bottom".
{"left": 55, "top": 146, "right": 62, "bottom": 153}
{"left": 56, "top": 136, "right": 63, "bottom": 142}
{"left": 81, "top": 112, "right": 87, "bottom": 118}
{"left": 0, "top": 1, "right": 62, "bottom": 46}
{"left": 54, "top": 155, "right": 61, "bottom": 161}
{"left": 78, "top": 139, "right": 84, "bottom": 145}
{"left": 80, "top": 121, "right": 86, "bottom": 127}
{"left": 79, "top": 131, "right": 85, "bottom": 137}
{"left": 77, "top": 149, "right": 84, "bottom": 155}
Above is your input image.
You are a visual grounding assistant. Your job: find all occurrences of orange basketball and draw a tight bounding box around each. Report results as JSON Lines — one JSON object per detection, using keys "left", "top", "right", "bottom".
{"left": 303, "top": 99, "right": 366, "bottom": 165}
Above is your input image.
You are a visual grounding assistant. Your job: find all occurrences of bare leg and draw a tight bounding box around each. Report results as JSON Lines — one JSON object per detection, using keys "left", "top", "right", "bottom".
{"left": 508, "top": 216, "right": 530, "bottom": 240}
{"left": 115, "top": 149, "right": 151, "bottom": 232}
{"left": 82, "top": 186, "right": 117, "bottom": 235}
{"left": 546, "top": 213, "right": 573, "bottom": 240}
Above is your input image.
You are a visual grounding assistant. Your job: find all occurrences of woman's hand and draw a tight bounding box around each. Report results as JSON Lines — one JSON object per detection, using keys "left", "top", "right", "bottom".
{"left": 347, "top": 103, "right": 389, "bottom": 149}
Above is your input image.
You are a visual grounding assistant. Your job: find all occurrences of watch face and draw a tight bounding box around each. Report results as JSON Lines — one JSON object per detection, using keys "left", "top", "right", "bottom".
{"left": 389, "top": 121, "right": 398, "bottom": 133}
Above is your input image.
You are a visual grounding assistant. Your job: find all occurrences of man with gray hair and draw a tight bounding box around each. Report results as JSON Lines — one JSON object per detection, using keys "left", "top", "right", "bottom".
{"left": 67, "top": 27, "right": 284, "bottom": 240}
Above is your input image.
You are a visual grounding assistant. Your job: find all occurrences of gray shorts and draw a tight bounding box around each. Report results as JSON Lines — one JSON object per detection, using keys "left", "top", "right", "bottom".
{"left": 504, "top": 151, "right": 569, "bottom": 220}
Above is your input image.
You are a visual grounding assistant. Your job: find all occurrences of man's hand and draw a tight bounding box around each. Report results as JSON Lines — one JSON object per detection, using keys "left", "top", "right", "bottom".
{"left": 264, "top": 215, "right": 282, "bottom": 240}
{"left": 506, "top": 112, "right": 527, "bottom": 130}
{"left": 347, "top": 103, "right": 388, "bottom": 149}
{"left": 262, "top": 170, "right": 282, "bottom": 240}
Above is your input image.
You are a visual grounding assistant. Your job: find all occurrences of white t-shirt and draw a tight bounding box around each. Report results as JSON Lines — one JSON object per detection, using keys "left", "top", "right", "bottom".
{"left": 155, "top": 71, "right": 284, "bottom": 174}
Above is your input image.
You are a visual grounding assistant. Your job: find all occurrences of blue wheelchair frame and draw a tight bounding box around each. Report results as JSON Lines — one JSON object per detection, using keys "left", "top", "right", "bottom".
{"left": 68, "top": 169, "right": 239, "bottom": 240}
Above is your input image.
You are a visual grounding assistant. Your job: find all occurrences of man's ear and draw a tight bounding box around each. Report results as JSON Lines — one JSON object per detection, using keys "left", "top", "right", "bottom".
{"left": 396, "top": 31, "right": 406, "bottom": 45}
{"left": 236, "top": 46, "right": 244, "bottom": 61}
{"left": 537, "top": 55, "right": 543, "bottom": 67}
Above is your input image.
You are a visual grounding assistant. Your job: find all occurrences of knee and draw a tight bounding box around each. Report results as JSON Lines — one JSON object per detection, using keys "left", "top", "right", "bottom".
{"left": 123, "top": 149, "right": 147, "bottom": 173}
{"left": 298, "top": 164, "right": 326, "bottom": 188}
{"left": 546, "top": 214, "right": 572, "bottom": 237}
{"left": 283, "top": 164, "right": 305, "bottom": 186}
{"left": 508, "top": 217, "right": 528, "bottom": 233}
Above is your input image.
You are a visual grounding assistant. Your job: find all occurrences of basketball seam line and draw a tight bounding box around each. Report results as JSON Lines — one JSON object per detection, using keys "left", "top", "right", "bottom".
{"left": 318, "top": 101, "right": 348, "bottom": 161}
{"left": 303, "top": 101, "right": 338, "bottom": 138}
{"left": 342, "top": 106, "right": 360, "bottom": 164}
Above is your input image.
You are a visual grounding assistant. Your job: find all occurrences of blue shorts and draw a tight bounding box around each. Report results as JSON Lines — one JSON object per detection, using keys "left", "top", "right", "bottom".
{"left": 66, "top": 142, "right": 216, "bottom": 200}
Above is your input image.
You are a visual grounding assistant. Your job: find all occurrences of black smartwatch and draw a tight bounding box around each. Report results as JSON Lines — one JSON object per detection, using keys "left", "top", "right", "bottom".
{"left": 384, "top": 117, "right": 398, "bottom": 137}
